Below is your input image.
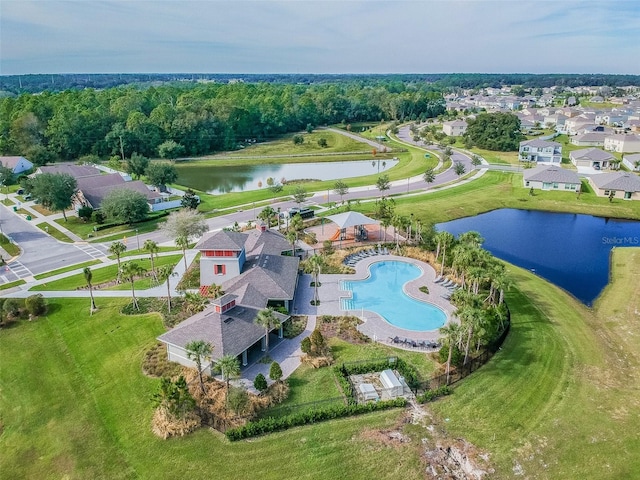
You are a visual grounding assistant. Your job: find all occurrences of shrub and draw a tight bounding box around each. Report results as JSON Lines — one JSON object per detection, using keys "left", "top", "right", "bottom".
{"left": 310, "top": 329, "right": 325, "bottom": 355}
{"left": 317, "top": 138, "right": 328, "bottom": 148}
{"left": 439, "top": 344, "right": 464, "bottom": 369}
{"left": 225, "top": 398, "right": 406, "bottom": 441}
{"left": 300, "top": 337, "right": 311, "bottom": 355}
{"left": 78, "top": 205, "right": 94, "bottom": 222}
{"left": 227, "top": 386, "right": 250, "bottom": 415}
{"left": 253, "top": 373, "right": 268, "bottom": 393}
{"left": 269, "top": 361, "right": 283, "bottom": 382}
{"left": 25, "top": 294, "right": 47, "bottom": 317}
{"left": 292, "top": 134, "right": 304, "bottom": 145}
{"left": 93, "top": 211, "right": 106, "bottom": 224}
{"left": 283, "top": 316, "right": 306, "bottom": 338}
{"left": 3, "top": 298, "right": 22, "bottom": 319}
{"left": 416, "top": 386, "right": 452, "bottom": 403}
{"left": 322, "top": 240, "right": 334, "bottom": 255}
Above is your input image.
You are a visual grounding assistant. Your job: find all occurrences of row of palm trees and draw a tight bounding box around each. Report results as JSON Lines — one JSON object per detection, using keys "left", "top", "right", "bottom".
{"left": 434, "top": 230, "right": 512, "bottom": 383}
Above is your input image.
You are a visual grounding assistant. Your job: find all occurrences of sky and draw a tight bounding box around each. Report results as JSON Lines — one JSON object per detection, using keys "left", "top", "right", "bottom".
{"left": 1, "top": 0, "right": 639, "bottom": 75}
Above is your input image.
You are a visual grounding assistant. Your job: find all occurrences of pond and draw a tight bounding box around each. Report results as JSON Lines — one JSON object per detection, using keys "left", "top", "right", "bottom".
{"left": 437, "top": 209, "right": 640, "bottom": 306}
{"left": 175, "top": 158, "right": 398, "bottom": 194}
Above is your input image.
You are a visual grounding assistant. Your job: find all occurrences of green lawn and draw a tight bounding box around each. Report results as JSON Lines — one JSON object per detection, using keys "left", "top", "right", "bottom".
{"left": 0, "top": 279, "right": 25, "bottom": 290}
{"left": 0, "top": 233, "right": 21, "bottom": 257}
{"left": 30, "top": 255, "right": 182, "bottom": 291}
{"left": 427, "top": 251, "right": 640, "bottom": 479}
{"left": 36, "top": 222, "right": 74, "bottom": 243}
{"left": 33, "top": 259, "right": 103, "bottom": 280}
{"left": 353, "top": 170, "right": 640, "bottom": 225}
{"left": 0, "top": 298, "right": 423, "bottom": 480}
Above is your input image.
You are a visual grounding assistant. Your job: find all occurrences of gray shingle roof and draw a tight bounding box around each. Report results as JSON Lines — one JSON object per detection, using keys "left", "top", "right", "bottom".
{"left": 523, "top": 165, "right": 580, "bottom": 184}
{"left": 591, "top": 172, "right": 640, "bottom": 192}
{"left": 39, "top": 164, "right": 101, "bottom": 178}
{"left": 157, "top": 304, "right": 287, "bottom": 360}
{"left": 196, "top": 230, "right": 247, "bottom": 251}
{"left": 569, "top": 148, "right": 615, "bottom": 162}
{"left": 80, "top": 179, "right": 160, "bottom": 208}
{"left": 520, "top": 139, "right": 561, "bottom": 148}
{"left": 223, "top": 253, "right": 300, "bottom": 302}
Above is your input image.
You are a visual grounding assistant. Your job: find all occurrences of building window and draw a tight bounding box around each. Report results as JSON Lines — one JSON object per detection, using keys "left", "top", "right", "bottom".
{"left": 214, "top": 264, "right": 226, "bottom": 275}
{"left": 525, "top": 181, "right": 530, "bottom": 187}
{"left": 553, "top": 183, "right": 559, "bottom": 189}
{"left": 604, "top": 190, "right": 610, "bottom": 196}
{"left": 565, "top": 184, "right": 573, "bottom": 190}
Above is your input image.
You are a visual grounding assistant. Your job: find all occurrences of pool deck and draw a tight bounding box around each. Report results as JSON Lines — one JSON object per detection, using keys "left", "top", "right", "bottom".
{"left": 313, "top": 253, "right": 457, "bottom": 348}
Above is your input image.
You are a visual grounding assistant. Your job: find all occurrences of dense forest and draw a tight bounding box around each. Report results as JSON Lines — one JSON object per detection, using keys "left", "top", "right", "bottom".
{"left": 2, "top": 73, "right": 640, "bottom": 95}
{"left": 0, "top": 81, "right": 446, "bottom": 163}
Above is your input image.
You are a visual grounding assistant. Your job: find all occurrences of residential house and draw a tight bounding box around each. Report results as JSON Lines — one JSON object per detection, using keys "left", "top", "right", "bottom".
{"left": 519, "top": 139, "right": 563, "bottom": 164}
{"left": 0, "top": 156, "right": 33, "bottom": 175}
{"left": 589, "top": 172, "right": 640, "bottom": 200}
{"left": 75, "top": 173, "right": 162, "bottom": 210}
{"left": 570, "top": 132, "right": 606, "bottom": 147}
{"left": 522, "top": 164, "right": 581, "bottom": 192}
{"left": 442, "top": 120, "right": 467, "bottom": 136}
{"left": 37, "top": 164, "right": 102, "bottom": 178}
{"left": 570, "top": 148, "right": 616, "bottom": 170}
{"left": 158, "top": 224, "right": 300, "bottom": 369}
{"left": 604, "top": 134, "right": 640, "bottom": 153}
{"left": 622, "top": 153, "right": 640, "bottom": 171}
{"left": 544, "top": 114, "right": 567, "bottom": 132}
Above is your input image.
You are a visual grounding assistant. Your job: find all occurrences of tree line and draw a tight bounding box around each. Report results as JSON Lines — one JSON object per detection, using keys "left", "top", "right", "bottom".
{"left": 0, "top": 81, "right": 446, "bottom": 163}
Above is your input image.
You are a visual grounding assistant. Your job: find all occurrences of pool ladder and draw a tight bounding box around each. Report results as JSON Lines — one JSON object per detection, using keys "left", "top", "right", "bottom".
{"left": 341, "top": 298, "right": 355, "bottom": 310}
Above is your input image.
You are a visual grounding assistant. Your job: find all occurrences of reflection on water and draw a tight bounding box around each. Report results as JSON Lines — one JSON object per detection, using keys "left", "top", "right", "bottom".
{"left": 438, "top": 209, "right": 640, "bottom": 305}
{"left": 176, "top": 159, "right": 398, "bottom": 194}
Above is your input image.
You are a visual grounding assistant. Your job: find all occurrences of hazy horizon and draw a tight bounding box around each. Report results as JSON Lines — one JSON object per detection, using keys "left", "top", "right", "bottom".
{"left": 2, "top": 1, "right": 639, "bottom": 76}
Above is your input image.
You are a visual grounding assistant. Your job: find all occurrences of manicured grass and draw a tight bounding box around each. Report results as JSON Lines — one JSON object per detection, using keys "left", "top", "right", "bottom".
{"left": 0, "top": 298, "right": 423, "bottom": 480}
{"left": 107, "top": 246, "right": 181, "bottom": 260}
{"left": 1, "top": 198, "right": 14, "bottom": 206}
{"left": 59, "top": 214, "right": 172, "bottom": 241}
{"left": 30, "top": 255, "right": 182, "bottom": 291}
{"left": 36, "top": 222, "right": 74, "bottom": 243}
{"left": 33, "top": 259, "right": 103, "bottom": 280}
{"left": 355, "top": 170, "right": 640, "bottom": 225}
{"left": 0, "top": 233, "right": 21, "bottom": 256}
{"left": 30, "top": 204, "right": 55, "bottom": 216}
{"left": 426, "top": 251, "right": 640, "bottom": 479}
{"left": 0, "top": 279, "right": 26, "bottom": 290}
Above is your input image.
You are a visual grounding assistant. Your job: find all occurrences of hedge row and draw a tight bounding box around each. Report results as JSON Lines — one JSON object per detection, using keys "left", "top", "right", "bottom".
{"left": 225, "top": 398, "right": 406, "bottom": 441}
{"left": 336, "top": 358, "right": 421, "bottom": 391}
{"left": 94, "top": 210, "right": 171, "bottom": 231}
{"left": 416, "top": 386, "right": 452, "bottom": 403}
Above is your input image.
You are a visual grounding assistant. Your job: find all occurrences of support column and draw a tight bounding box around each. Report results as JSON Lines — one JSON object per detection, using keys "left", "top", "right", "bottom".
{"left": 261, "top": 336, "right": 266, "bottom": 352}
{"left": 242, "top": 350, "right": 248, "bottom": 367}
{"left": 278, "top": 325, "right": 284, "bottom": 339}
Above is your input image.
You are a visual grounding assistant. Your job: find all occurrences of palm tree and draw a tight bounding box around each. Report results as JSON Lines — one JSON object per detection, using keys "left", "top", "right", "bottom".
{"left": 258, "top": 206, "right": 276, "bottom": 228}
{"left": 255, "top": 307, "right": 282, "bottom": 353}
{"left": 183, "top": 291, "right": 208, "bottom": 315}
{"left": 175, "top": 235, "right": 189, "bottom": 270}
{"left": 458, "top": 231, "right": 484, "bottom": 247}
{"left": 439, "top": 322, "right": 463, "bottom": 385}
{"left": 158, "top": 265, "right": 175, "bottom": 313}
{"left": 438, "top": 231, "right": 455, "bottom": 277}
{"left": 207, "top": 283, "right": 224, "bottom": 300}
{"left": 185, "top": 340, "right": 213, "bottom": 395}
{"left": 109, "top": 241, "right": 127, "bottom": 283}
{"left": 143, "top": 239, "right": 159, "bottom": 281}
{"left": 216, "top": 354, "right": 241, "bottom": 413}
{"left": 286, "top": 229, "right": 297, "bottom": 257}
{"left": 423, "top": 168, "right": 436, "bottom": 186}
{"left": 83, "top": 266, "right": 96, "bottom": 314}
{"left": 120, "top": 261, "right": 146, "bottom": 311}
{"left": 308, "top": 254, "right": 325, "bottom": 305}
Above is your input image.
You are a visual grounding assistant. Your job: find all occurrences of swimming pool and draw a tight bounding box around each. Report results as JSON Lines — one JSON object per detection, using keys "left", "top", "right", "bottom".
{"left": 340, "top": 260, "right": 447, "bottom": 332}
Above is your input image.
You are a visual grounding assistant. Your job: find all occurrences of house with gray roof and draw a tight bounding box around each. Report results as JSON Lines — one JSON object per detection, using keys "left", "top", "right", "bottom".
{"left": 570, "top": 132, "right": 606, "bottom": 147}
{"left": 604, "top": 134, "right": 640, "bottom": 154}
{"left": 519, "top": 139, "right": 562, "bottom": 164}
{"left": 37, "top": 164, "right": 102, "bottom": 178}
{"left": 0, "top": 156, "right": 33, "bottom": 174}
{"left": 589, "top": 172, "right": 640, "bottom": 200}
{"left": 74, "top": 173, "right": 162, "bottom": 210}
{"left": 158, "top": 223, "right": 300, "bottom": 369}
{"left": 522, "top": 165, "right": 581, "bottom": 192}
{"left": 570, "top": 148, "right": 616, "bottom": 170}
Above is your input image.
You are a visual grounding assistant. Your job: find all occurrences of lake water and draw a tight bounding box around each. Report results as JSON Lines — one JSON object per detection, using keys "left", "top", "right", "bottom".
{"left": 437, "top": 209, "right": 640, "bottom": 305}
{"left": 176, "top": 158, "right": 398, "bottom": 194}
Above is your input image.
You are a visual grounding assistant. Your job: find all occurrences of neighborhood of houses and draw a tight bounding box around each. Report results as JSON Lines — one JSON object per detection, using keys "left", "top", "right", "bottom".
{"left": 440, "top": 85, "right": 640, "bottom": 200}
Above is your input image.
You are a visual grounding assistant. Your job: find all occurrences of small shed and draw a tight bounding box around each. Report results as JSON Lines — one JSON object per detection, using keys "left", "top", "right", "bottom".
{"left": 380, "top": 369, "right": 403, "bottom": 398}
{"left": 359, "top": 383, "right": 379, "bottom": 402}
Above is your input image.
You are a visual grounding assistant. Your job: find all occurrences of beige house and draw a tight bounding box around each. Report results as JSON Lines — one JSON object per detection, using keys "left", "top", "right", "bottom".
{"left": 523, "top": 164, "right": 581, "bottom": 191}
{"left": 519, "top": 139, "right": 562, "bottom": 164}
{"left": 442, "top": 120, "right": 467, "bottom": 136}
{"left": 604, "top": 134, "right": 640, "bottom": 153}
{"left": 589, "top": 172, "right": 640, "bottom": 200}
{"left": 570, "top": 132, "right": 606, "bottom": 147}
{"left": 570, "top": 148, "right": 616, "bottom": 170}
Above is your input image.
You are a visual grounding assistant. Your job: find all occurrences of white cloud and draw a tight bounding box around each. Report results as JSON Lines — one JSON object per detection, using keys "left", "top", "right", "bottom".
{"left": 1, "top": 0, "right": 638, "bottom": 74}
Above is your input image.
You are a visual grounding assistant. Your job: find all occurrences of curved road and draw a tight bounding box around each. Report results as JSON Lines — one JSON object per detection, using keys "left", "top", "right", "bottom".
{"left": 0, "top": 124, "right": 477, "bottom": 285}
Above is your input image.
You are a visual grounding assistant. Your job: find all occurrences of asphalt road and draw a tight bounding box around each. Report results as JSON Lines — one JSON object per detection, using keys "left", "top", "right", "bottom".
{"left": 0, "top": 203, "right": 108, "bottom": 281}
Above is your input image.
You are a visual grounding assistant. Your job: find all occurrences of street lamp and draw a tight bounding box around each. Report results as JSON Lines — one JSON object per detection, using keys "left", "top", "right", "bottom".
{"left": 135, "top": 229, "right": 140, "bottom": 251}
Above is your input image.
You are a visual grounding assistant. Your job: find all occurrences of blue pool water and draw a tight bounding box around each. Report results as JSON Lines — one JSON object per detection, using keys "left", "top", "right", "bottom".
{"left": 341, "top": 261, "right": 447, "bottom": 332}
